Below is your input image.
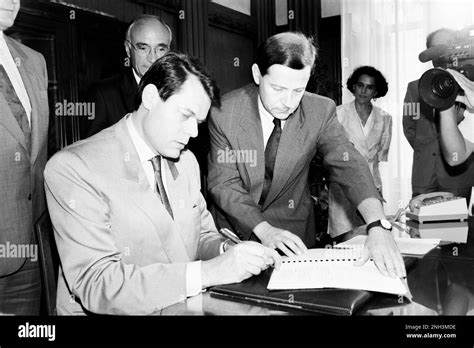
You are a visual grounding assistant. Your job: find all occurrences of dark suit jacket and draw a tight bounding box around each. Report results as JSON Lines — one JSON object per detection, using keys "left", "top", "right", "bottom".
{"left": 403, "top": 80, "right": 474, "bottom": 197}
{"left": 87, "top": 68, "right": 137, "bottom": 137}
{"left": 0, "top": 36, "right": 49, "bottom": 276}
{"left": 207, "top": 84, "right": 379, "bottom": 248}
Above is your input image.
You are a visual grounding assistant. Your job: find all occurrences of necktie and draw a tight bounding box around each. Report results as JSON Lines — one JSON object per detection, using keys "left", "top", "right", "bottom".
{"left": 150, "top": 156, "right": 174, "bottom": 219}
{"left": 0, "top": 64, "right": 31, "bottom": 153}
{"left": 259, "top": 118, "right": 282, "bottom": 205}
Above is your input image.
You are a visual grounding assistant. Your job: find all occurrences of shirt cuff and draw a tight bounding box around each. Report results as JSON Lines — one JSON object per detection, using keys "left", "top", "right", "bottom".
{"left": 186, "top": 261, "right": 202, "bottom": 297}
{"left": 219, "top": 241, "right": 225, "bottom": 254}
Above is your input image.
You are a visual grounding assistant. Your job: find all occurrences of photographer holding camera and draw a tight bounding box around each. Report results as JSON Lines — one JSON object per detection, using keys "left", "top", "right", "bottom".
{"left": 439, "top": 68, "right": 474, "bottom": 166}
{"left": 404, "top": 28, "right": 474, "bottom": 199}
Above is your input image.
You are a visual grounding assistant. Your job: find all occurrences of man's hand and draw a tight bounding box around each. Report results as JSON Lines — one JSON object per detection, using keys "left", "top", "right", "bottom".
{"left": 201, "top": 241, "right": 281, "bottom": 288}
{"left": 354, "top": 227, "right": 406, "bottom": 278}
{"left": 447, "top": 68, "right": 474, "bottom": 111}
{"left": 253, "top": 222, "right": 307, "bottom": 257}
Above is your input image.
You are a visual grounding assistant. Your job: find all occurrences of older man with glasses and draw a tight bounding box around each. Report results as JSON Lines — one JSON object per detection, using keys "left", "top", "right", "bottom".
{"left": 87, "top": 14, "right": 172, "bottom": 137}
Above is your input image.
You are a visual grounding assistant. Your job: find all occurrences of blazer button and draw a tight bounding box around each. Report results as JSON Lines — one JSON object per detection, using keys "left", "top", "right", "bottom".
{"left": 27, "top": 193, "right": 32, "bottom": 200}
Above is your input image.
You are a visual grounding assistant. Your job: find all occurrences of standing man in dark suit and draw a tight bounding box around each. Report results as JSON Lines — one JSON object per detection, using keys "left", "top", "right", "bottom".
{"left": 208, "top": 32, "right": 405, "bottom": 278}
{"left": 0, "top": 0, "right": 49, "bottom": 315}
{"left": 403, "top": 28, "right": 474, "bottom": 199}
{"left": 87, "top": 14, "right": 172, "bottom": 136}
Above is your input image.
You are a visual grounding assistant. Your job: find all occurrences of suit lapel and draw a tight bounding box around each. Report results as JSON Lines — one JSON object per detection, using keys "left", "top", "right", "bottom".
{"left": 114, "top": 118, "right": 191, "bottom": 263}
{"left": 162, "top": 159, "right": 194, "bottom": 260}
{"left": 0, "top": 92, "right": 28, "bottom": 152}
{"left": 237, "top": 87, "right": 265, "bottom": 195}
{"left": 5, "top": 36, "right": 46, "bottom": 165}
{"left": 263, "top": 105, "right": 306, "bottom": 208}
{"left": 348, "top": 102, "right": 370, "bottom": 158}
{"left": 120, "top": 69, "right": 137, "bottom": 112}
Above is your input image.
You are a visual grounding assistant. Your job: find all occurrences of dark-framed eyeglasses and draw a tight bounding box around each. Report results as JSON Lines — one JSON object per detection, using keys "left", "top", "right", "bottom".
{"left": 126, "top": 40, "right": 170, "bottom": 57}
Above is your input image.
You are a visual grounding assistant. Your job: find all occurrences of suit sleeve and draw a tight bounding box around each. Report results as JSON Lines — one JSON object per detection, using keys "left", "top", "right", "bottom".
{"left": 44, "top": 151, "right": 191, "bottom": 315}
{"left": 402, "top": 84, "right": 417, "bottom": 149}
{"left": 87, "top": 85, "right": 109, "bottom": 137}
{"left": 207, "top": 108, "right": 266, "bottom": 240}
{"left": 318, "top": 101, "right": 380, "bottom": 207}
{"left": 190, "top": 154, "right": 226, "bottom": 260}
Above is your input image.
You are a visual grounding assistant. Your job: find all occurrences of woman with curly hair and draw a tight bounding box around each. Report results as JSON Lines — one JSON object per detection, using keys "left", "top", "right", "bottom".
{"left": 328, "top": 66, "right": 392, "bottom": 238}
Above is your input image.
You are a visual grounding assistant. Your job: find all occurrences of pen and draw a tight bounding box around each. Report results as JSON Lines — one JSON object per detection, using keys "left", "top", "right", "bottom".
{"left": 218, "top": 228, "right": 242, "bottom": 244}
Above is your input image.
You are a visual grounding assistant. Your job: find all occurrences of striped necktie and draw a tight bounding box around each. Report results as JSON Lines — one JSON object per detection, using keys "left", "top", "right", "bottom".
{"left": 0, "top": 64, "right": 31, "bottom": 153}
{"left": 150, "top": 155, "right": 174, "bottom": 219}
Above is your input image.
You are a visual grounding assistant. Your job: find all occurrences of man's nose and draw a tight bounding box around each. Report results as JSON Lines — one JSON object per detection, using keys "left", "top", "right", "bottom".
{"left": 147, "top": 49, "right": 158, "bottom": 63}
{"left": 186, "top": 118, "right": 198, "bottom": 138}
{"left": 282, "top": 91, "right": 298, "bottom": 108}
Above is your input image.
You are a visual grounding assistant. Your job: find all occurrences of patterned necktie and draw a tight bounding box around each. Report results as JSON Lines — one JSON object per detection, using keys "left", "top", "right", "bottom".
{"left": 259, "top": 118, "right": 282, "bottom": 205}
{"left": 0, "top": 64, "right": 31, "bottom": 153}
{"left": 150, "top": 155, "right": 174, "bottom": 219}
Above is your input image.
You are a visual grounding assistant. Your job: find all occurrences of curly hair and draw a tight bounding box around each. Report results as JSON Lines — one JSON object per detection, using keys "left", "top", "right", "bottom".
{"left": 346, "top": 66, "right": 388, "bottom": 98}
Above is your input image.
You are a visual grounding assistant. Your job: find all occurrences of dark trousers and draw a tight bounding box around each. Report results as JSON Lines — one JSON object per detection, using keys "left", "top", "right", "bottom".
{"left": 0, "top": 257, "right": 41, "bottom": 315}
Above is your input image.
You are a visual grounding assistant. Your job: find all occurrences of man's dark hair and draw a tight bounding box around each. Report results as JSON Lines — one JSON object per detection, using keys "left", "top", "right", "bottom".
{"left": 135, "top": 52, "right": 221, "bottom": 109}
{"left": 346, "top": 66, "right": 389, "bottom": 98}
{"left": 255, "top": 32, "right": 317, "bottom": 76}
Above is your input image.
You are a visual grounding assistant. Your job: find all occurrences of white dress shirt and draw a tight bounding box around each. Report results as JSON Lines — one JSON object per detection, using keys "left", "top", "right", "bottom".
{"left": 126, "top": 114, "right": 202, "bottom": 297}
{"left": 132, "top": 68, "right": 140, "bottom": 85}
{"left": 258, "top": 97, "right": 286, "bottom": 149}
{"left": 0, "top": 31, "right": 32, "bottom": 125}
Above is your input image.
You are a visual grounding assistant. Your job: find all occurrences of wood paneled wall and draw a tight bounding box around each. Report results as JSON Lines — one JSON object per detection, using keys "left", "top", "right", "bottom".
{"left": 9, "top": 0, "right": 339, "bottom": 153}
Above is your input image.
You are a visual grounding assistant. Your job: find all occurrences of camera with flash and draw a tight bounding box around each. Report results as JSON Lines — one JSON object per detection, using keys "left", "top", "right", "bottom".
{"left": 419, "top": 25, "right": 474, "bottom": 110}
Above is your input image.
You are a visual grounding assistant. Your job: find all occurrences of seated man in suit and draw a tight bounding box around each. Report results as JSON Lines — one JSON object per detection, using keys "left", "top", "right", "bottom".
{"left": 208, "top": 32, "right": 405, "bottom": 278}
{"left": 44, "top": 52, "right": 280, "bottom": 315}
{"left": 87, "top": 14, "right": 172, "bottom": 137}
{"left": 0, "top": 0, "right": 49, "bottom": 315}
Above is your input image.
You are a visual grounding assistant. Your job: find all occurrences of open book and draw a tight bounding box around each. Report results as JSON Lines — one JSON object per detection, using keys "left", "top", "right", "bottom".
{"left": 267, "top": 248, "right": 412, "bottom": 299}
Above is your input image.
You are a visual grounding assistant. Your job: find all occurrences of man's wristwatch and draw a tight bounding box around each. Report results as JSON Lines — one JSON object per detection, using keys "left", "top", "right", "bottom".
{"left": 366, "top": 219, "right": 392, "bottom": 232}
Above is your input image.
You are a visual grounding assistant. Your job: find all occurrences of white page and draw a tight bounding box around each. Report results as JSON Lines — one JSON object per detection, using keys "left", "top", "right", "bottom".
{"left": 267, "top": 249, "right": 410, "bottom": 297}
{"left": 335, "top": 235, "right": 440, "bottom": 256}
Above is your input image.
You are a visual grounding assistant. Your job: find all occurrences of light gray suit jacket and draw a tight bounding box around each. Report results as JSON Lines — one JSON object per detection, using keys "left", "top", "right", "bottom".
{"left": 0, "top": 35, "right": 49, "bottom": 276}
{"left": 208, "top": 84, "right": 379, "bottom": 247}
{"left": 44, "top": 116, "right": 223, "bottom": 315}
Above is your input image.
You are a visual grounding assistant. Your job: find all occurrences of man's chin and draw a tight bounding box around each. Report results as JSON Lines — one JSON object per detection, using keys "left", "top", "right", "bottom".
{"left": 163, "top": 149, "right": 183, "bottom": 160}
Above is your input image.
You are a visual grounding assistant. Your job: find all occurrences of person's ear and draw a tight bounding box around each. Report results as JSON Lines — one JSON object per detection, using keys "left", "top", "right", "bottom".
{"left": 252, "top": 64, "right": 262, "bottom": 85}
{"left": 142, "top": 84, "right": 160, "bottom": 110}
{"left": 124, "top": 40, "right": 131, "bottom": 58}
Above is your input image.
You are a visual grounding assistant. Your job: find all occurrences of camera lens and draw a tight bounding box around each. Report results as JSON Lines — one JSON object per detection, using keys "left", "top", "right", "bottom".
{"left": 419, "top": 68, "right": 459, "bottom": 110}
{"left": 431, "top": 74, "right": 456, "bottom": 98}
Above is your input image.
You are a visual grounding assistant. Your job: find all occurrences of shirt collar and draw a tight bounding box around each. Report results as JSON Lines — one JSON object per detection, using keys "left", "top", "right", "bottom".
{"left": 132, "top": 68, "right": 141, "bottom": 85}
{"left": 126, "top": 114, "right": 156, "bottom": 163}
{"left": 0, "top": 32, "right": 9, "bottom": 58}
{"left": 126, "top": 114, "right": 180, "bottom": 179}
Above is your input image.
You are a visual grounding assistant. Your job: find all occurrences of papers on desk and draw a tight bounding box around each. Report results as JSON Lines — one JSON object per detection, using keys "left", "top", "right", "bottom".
{"left": 335, "top": 235, "right": 440, "bottom": 256}
{"left": 267, "top": 249, "right": 411, "bottom": 299}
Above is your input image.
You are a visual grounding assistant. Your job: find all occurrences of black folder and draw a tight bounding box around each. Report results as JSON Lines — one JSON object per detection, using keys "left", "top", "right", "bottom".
{"left": 209, "top": 257, "right": 417, "bottom": 316}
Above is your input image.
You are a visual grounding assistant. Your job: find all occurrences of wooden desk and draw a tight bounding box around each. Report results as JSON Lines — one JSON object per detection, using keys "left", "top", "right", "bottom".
{"left": 161, "top": 218, "right": 474, "bottom": 316}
